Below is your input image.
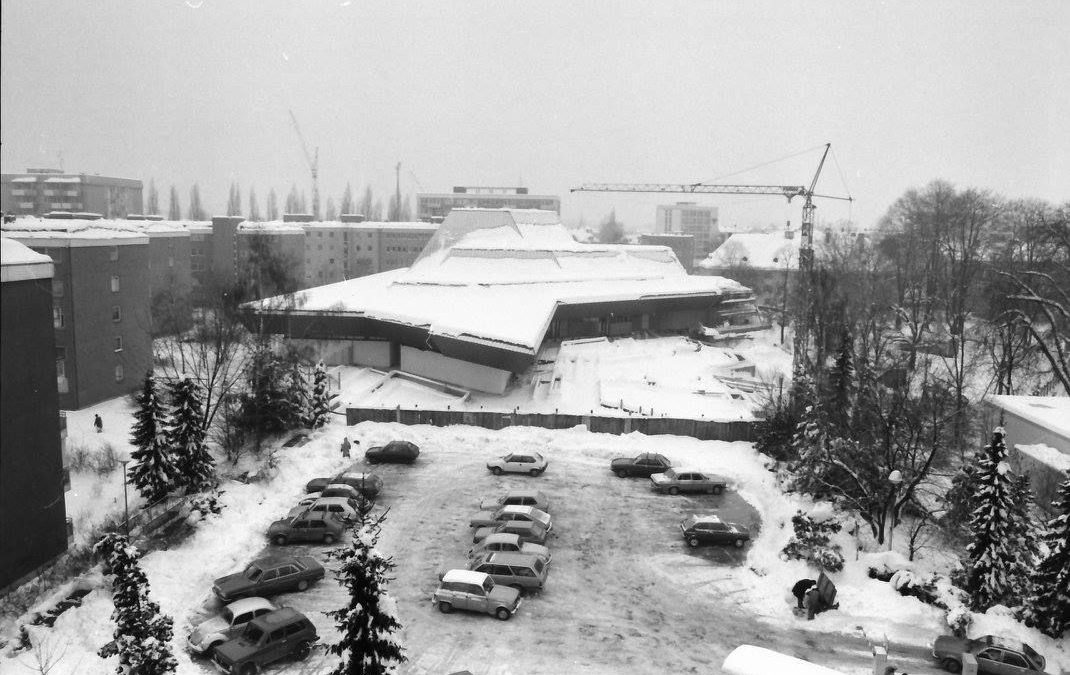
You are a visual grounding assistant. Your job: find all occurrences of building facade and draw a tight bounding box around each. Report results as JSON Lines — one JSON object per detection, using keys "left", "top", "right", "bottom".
{"left": 303, "top": 221, "right": 437, "bottom": 286}
{"left": 1, "top": 239, "right": 70, "bottom": 590}
{"left": 2, "top": 169, "right": 143, "bottom": 219}
{"left": 417, "top": 187, "right": 560, "bottom": 222}
{"left": 639, "top": 233, "right": 695, "bottom": 273}
{"left": 655, "top": 202, "right": 721, "bottom": 259}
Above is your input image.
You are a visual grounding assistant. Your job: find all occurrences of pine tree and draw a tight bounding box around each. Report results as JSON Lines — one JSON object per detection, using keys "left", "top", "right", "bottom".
{"left": 340, "top": 183, "right": 354, "bottom": 216}
{"left": 267, "top": 188, "right": 279, "bottom": 220}
{"left": 326, "top": 514, "right": 406, "bottom": 675}
{"left": 309, "top": 362, "right": 331, "bottom": 428}
{"left": 326, "top": 197, "right": 338, "bottom": 221}
{"left": 226, "top": 182, "right": 241, "bottom": 217}
{"left": 167, "top": 186, "right": 181, "bottom": 220}
{"left": 298, "top": 190, "right": 308, "bottom": 214}
{"left": 371, "top": 199, "right": 383, "bottom": 221}
{"left": 1007, "top": 474, "right": 1040, "bottom": 569}
{"left": 360, "top": 186, "right": 374, "bottom": 220}
{"left": 96, "top": 533, "right": 177, "bottom": 675}
{"left": 1022, "top": 473, "right": 1070, "bottom": 638}
{"left": 285, "top": 361, "right": 310, "bottom": 428}
{"left": 286, "top": 184, "right": 299, "bottom": 214}
{"left": 128, "top": 372, "right": 179, "bottom": 503}
{"left": 188, "top": 184, "right": 206, "bottom": 221}
{"left": 788, "top": 401, "right": 828, "bottom": 494}
{"left": 248, "top": 186, "right": 261, "bottom": 222}
{"left": 167, "top": 376, "right": 214, "bottom": 491}
{"left": 146, "top": 179, "right": 159, "bottom": 216}
{"left": 964, "top": 427, "right": 1026, "bottom": 610}
{"left": 828, "top": 329, "right": 855, "bottom": 433}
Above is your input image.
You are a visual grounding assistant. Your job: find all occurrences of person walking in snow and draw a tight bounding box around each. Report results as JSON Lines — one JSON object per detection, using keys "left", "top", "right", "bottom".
{"left": 340, "top": 436, "right": 352, "bottom": 458}
{"left": 792, "top": 578, "right": 816, "bottom": 609}
{"left": 804, "top": 584, "right": 821, "bottom": 620}
{"left": 94, "top": 414, "right": 103, "bottom": 433}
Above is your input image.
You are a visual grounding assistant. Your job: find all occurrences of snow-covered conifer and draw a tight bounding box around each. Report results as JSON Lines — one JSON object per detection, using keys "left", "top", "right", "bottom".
{"left": 1022, "top": 473, "right": 1070, "bottom": 638}
{"left": 128, "top": 372, "right": 178, "bottom": 503}
{"left": 167, "top": 376, "right": 214, "bottom": 491}
{"left": 327, "top": 513, "right": 405, "bottom": 675}
{"left": 96, "top": 533, "right": 177, "bottom": 675}
{"left": 309, "top": 361, "right": 331, "bottom": 428}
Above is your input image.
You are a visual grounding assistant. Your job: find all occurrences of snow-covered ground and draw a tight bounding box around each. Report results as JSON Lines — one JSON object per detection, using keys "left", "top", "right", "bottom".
{"left": 8, "top": 409, "right": 1068, "bottom": 674}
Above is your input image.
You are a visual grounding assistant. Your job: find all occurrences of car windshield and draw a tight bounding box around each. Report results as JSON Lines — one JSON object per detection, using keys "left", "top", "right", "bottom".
{"left": 221, "top": 607, "right": 234, "bottom": 622}
{"left": 243, "top": 625, "right": 264, "bottom": 642}
{"left": 533, "top": 452, "right": 544, "bottom": 461}
{"left": 482, "top": 577, "right": 495, "bottom": 593}
{"left": 533, "top": 559, "right": 545, "bottom": 574}
{"left": 682, "top": 515, "right": 699, "bottom": 529}
{"left": 1021, "top": 643, "right": 1041, "bottom": 665}
{"left": 663, "top": 468, "right": 678, "bottom": 479}
{"left": 243, "top": 565, "right": 263, "bottom": 581}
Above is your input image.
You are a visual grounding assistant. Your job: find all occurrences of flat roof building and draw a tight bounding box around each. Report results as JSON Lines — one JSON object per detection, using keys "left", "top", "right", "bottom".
{"left": 655, "top": 202, "right": 721, "bottom": 259}
{"left": 417, "top": 187, "right": 560, "bottom": 222}
{"left": 2, "top": 169, "right": 143, "bottom": 219}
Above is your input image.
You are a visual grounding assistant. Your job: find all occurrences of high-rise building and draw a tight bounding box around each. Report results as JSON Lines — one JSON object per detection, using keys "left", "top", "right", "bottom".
{"left": 655, "top": 202, "right": 720, "bottom": 260}
{"left": 2, "top": 169, "right": 143, "bottom": 219}
{"left": 417, "top": 187, "right": 560, "bottom": 222}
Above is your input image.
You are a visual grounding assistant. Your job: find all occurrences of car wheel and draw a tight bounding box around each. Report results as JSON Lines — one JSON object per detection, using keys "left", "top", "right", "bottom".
{"left": 296, "top": 579, "right": 309, "bottom": 592}
{"left": 688, "top": 537, "right": 700, "bottom": 548}
{"left": 491, "top": 467, "right": 502, "bottom": 476}
{"left": 734, "top": 538, "right": 745, "bottom": 548}
{"left": 529, "top": 469, "right": 540, "bottom": 477}
{"left": 712, "top": 485, "right": 724, "bottom": 495}
{"left": 668, "top": 486, "right": 679, "bottom": 495}
{"left": 615, "top": 469, "right": 628, "bottom": 478}
{"left": 942, "top": 658, "right": 962, "bottom": 674}
{"left": 205, "top": 641, "right": 223, "bottom": 658}
{"left": 438, "top": 601, "right": 453, "bottom": 614}
{"left": 273, "top": 535, "right": 287, "bottom": 546}
{"left": 495, "top": 607, "right": 512, "bottom": 621}
{"left": 293, "top": 640, "right": 312, "bottom": 661}
{"left": 323, "top": 534, "right": 336, "bottom": 545}
{"left": 240, "top": 664, "right": 259, "bottom": 675}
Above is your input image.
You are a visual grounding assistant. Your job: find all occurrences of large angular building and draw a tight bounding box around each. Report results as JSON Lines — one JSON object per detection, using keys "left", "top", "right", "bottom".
{"left": 245, "top": 209, "right": 761, "bottom": 394}
{"left": 417, "top": 187, "right": 560, "bottom": 222}
{"left": 2, "top": 169, "right": 143, "bottom": 219}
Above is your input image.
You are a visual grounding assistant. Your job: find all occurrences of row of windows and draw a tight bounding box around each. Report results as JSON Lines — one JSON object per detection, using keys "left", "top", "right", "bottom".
{"left": 53, "top": 305, "right": 122, "bottom": 328}
{"left": 55, "top": 352, "right": 125, "bottom": 382}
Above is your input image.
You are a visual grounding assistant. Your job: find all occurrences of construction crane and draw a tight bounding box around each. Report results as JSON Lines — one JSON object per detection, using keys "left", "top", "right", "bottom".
{"left": 571, "top": 143, "right": 852, "bottom": 375}
{"left": 288, "top": 110, "right": 320, "bottom": 220}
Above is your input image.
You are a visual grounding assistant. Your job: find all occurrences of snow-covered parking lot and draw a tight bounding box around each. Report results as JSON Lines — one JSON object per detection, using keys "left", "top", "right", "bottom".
{"left": 10, "top": 418, "right": 1070, "bottom": 675}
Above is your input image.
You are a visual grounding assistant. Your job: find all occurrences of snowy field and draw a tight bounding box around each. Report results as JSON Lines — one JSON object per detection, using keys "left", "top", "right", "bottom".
{"left": 8, "top": 412, "right": 1068, "bottom": 674}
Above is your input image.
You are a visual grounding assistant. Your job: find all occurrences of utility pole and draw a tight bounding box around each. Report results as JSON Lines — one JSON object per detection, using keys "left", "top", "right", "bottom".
{"left": 394, "top": 161, "right": 402, "bottom": 222}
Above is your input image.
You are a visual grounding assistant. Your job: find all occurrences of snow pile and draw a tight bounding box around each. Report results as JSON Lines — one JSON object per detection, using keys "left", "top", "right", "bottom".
{"left": 0, "top": 238, "right": 53, "bottom": 266}
{"left": 1017, "top": 443, "right": 1070, "bottom": 472}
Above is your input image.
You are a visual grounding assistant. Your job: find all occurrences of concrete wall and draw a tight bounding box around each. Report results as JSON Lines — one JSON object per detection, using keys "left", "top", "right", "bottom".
{"left": 147, "top": 232, "right": 192, "bottom": 333}
{"left": 400, "top": 346, "right": 511, "bottom": 394}
{"left": 352, "top": 340, "right": 392, "bottom": 369}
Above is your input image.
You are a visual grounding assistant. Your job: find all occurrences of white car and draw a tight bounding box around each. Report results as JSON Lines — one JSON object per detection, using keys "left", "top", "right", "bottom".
{"left": 486, "top": 452, "right": 548, "bottom": 476}
{"left": 469, "top": 505, "right": 553, "bottom": 532}
{"left": 289, "top": 496, "right": 364, "bottom": 522}
{"left": 467, "top": 533, "right": 552, "bottom": 564}
{"left": 186, "top": 597, "right": 276, "bottom": 655}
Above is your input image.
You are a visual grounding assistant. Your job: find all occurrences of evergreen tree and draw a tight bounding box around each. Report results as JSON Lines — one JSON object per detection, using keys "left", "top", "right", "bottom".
{"left": 1022, "top": 473, "right": 1070, "bottom": 638}
{"left": 788, "top": 401, "right": 829, "bottom": 494}
{"left": 248, "top": 186, "right": 261, "bottom": 222}
{"left": 371, "top": 199, "right": 383, "bottom": 221}
{"left": 360, "top": 186, "right": 374, "bottom": 220}
{"left": 298, "top": 190, "right": 308, "bottom": 214}
{"left": 326, "top": 197, "right": 338, "bottom": 221}
{"left": 964, "top": 427, "right": 1026, "bottom": 610}
{"left": 285, "top": 360, "right": 310, "bottom": 428}
{"left": 597, "top": 209, "right": 624, "bottom": 243}
{"left": 128, "top": 372, "right": 179, "bottom": 503}
{"left": 167, "top": 376, "right": 214, "bottom": 491}
{"left": 167, "top": 185, "right": 181, "bottom": 220}
{"left": 286, "top": 184, "right": 299, "bottom": 214}
{"left": 1007, "top": 475, "right": 1040, "bottom": 567}
{"left": 326, "top": 513, "right": 405, "bottom": 675}
{"left": 226, "top": 182, "right": 241, "bottom": 217}
{"left": 96, "top": 533, "right": 177, "bottom": 675}
{"left": 828, "top": 329, "right": 855, "bottom": 433}
{"left": 146, "top": 179, "right": 159, "bottom": 216}
{"left": 238, "top": 347, "right": 298, "bottom": 446}
{"left": 309, "top": 361, "right": 331, "bottom": 428}
{"left": 188, "top": 184, "right": 206, "bottom": 221}
{"left": 340, "top": 183, "right": 354, "bottom": 216}
{"left": 267, "top": 188, "right": 279, "bottom": 220}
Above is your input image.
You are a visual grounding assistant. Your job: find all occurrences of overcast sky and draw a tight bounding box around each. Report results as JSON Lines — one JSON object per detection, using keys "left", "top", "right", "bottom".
{"left": 2, "top": 0, "right": 1067, "bottom": 230}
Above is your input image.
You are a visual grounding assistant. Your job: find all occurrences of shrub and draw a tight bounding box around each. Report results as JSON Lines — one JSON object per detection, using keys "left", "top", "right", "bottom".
{"left": 67, "top": 442, "right": 92, "bottom": 472}
{"left": 780, "top": 511, "right": 845, "bottom": 572}
{"left": 90, "top": 443, "right": 121, "bottom": 475}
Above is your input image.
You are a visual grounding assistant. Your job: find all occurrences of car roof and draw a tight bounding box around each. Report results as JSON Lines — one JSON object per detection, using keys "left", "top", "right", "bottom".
{"left": 310, "top": 496, "right": 352, "bottom": 505}
{"left": 384, "top": 440, "right": 418, "bottom": 449}
{"left": 500, "top": 505, "right": 536, "bottom": 514}
{"left": 226, "top": 597, "right": 275, "bottom": 614}
{"left": 442, "top": 569, "right": 488, "bottom": 585}
{"left": 689, "top": 514, "right": 725, "bottom": 524}
{"left": 250, "top": 607, "right": 304, "bottom": 628}
{"left": 251, "top": 556, "right": 300, "bottom": 568}
{"left": 487, "top": 552, "right": 542, "bottom": 565}
{"left": 480, "top": 533, "right": 521, "bottom": 545}
{"left": 504, "top": 489, "right": 543, "bottom": 499}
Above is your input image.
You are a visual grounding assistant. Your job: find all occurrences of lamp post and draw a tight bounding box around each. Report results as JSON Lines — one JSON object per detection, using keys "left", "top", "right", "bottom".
{"left": 887, "top": 469, "right": 903, "bottom": 552}
{"left": 119, "top": 459, "right": 131, "bottom": 537}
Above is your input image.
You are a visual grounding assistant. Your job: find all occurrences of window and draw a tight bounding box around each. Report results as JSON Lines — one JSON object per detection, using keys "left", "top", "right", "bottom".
{"left": 53, "top": 305, "right": 64, "bottom": 329}
{"left": 51, "top": 279, "right": 64, "bottom": 297}
{"left": 56, "top": 348, "right": 66, "bottom": 377}
{"left": 109, "top": 246, "right": 119, "bottom": 261}
{"left": 168, "top": 256, "right": 174, "bottom": 268}
{"left": 110, "top": 275, "right": 120, "bottom": 292}
{"left": 114, "top": 336, "right": 123, "bottom": 352}
{"left": 114, "top": 364, "right": 124, "bottom": 382}
{"left": 1001, "top": 653, "right": 1029, "bottom": 668}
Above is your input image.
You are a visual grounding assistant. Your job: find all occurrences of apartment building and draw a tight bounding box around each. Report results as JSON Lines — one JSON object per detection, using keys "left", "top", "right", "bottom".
{"left": 2, "top": 169, "right": 143, "bottom": 219}
{"left": 303, "top": 221, "right": 438, "bottom": 286}
{"left": 416, "top": 187, "right": 560, "bottom": 222}
{"left": 655, "top": 202, "right": 721, "bottom": 259}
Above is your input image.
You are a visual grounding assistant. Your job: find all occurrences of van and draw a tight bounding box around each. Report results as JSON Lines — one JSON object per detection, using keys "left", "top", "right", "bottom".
{"left": 469, "top": 552, "right": 548, "bottom": 592}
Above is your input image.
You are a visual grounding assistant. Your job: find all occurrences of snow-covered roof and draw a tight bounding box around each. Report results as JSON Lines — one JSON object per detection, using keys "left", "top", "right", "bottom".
{"left": 441, "top": 569, "right": 488, "bottom": 585}
{"left": 1, "top": 238, "right": 54, "bottom": 282}
{"left": 2, "top": 219, "right": 148, "bottom": 245}
{"left": 238, "top": 222, "right": 305, "bottom": 234}
{"left": 1016, "top": 443, "right": 1070, "bottom": 471}
{"left": 987, "top": 395, "right": 1070, "bottom": 439}
{"left": 698, "top": 232, "right": 805, "bottom": 270}
{"left": 249, "top": 209, "right": 747, "bottom": 353}
{"left": 302, "top": 221, "right": 436, "bottom": 231}
{"left": 3, "top": 216, "right": 197, "bottom": 238}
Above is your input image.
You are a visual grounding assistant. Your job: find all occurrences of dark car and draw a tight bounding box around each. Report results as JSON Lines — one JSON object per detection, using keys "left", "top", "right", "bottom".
{"left": 473, "top": 520, "right": 549, "bottom": 545}
{"left": 212, "top": 607, "right": 317, "bottom": 674}
{"left": 212, "top": 556, "right": 325, "bottom": 603}
{"left": 305, "top": 471, "right": 383, "bottom": 499}
{"left": 365, "top": 440, "right": 420, "bottom": 464}
{"left": 650, "top": 468, "right": 728, "bottom": 495}
{"left": 680, "top": 514, "right": 750, "bottom": 548}
{"left": 932, "top": 634, "right": 1046, "bottom": 674}
{"left": 611, "top": 452, "right": 671, "bottom": 478}
{"left": 267, "top": 514, "right": 344, "bottom": 546}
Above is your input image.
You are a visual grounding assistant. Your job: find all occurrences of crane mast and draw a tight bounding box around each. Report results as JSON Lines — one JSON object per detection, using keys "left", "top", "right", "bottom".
{"left": 571, "top": 143, "right": 847, "bottom": 377}
{"left": 288, "top": 110, "right": 321, "bottom": 220}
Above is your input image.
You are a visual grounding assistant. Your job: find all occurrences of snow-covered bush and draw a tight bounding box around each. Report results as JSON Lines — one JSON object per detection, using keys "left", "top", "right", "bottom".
{"left": 780, "top": 511, "right": 845, "bottom": 573}
{"left": 945, "top": 603, "right": 972, "bottom": 638}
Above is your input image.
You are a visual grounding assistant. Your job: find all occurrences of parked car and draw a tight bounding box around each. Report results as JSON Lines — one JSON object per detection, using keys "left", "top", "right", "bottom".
{"left": 479, "top": 490, "right": 551, "bottom": 513}
{"left": 212, "top": 556, "right": 325, "bottom": 602}
{"left": 305, "top": 471, "right": 383, "bottom": 498}
{"left": 680, "top": 514, "right": 750, "bottom": 548}
{"left": 365, "top": 440, "right": 420, "bottom": 464}
{"left": 487, "top": 452, "right": 548, "bottom": 476}
{"left": 211, "top": 607, "right": 318, "bottom": 674}
{"left": 467, "top": 532, "right": 551, "bottom": 564}
{"left": 432, "top": 569, "right": 521, "bottom": 621}
{"left": 932, "top": 634, "right": 1047, "bottom": 674}
{"left": 290, "top": 496, "right": 368, "bottom": 522}
{"left": 650, "top": 468, "right": 728, "bottom": 495}
{"left": 186, "top": 597, "right": 277, "bottom": 656}
{"left": 316, "top": 484, "right": 367, "bottom": 504}
{"left": 268, "top": 513, "right": 344, "bottom": 546}
{"left": 473, "top": 520, "right": 549, "bottom": 545}
{"left": 469, "top": 505, "right": 552, "bottom": 531}
{"left": 463, "top": 552, "right": 549, "bottom": 593}
{"left": 611, "top": 452, "right": 671, "bottom": 478}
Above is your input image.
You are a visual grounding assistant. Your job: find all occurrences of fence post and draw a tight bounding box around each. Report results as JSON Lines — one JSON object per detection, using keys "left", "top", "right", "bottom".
{"left": 870, "top": 646, "right": 887, "bottom": 675}
{"left": 961, "top": 654, "right": 978, "bottom": 675}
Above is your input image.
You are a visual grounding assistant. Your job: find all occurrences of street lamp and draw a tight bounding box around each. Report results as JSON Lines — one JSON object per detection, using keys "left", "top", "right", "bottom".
{"left": 119, "top": 458, "right": 131, "bottom": 537}
{"left": 887, "top": 469, "right": 903, "bottom": 552}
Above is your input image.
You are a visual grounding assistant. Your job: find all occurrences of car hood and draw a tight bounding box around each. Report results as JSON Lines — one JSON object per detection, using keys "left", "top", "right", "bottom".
{"left": 610, "top": 457, "right": 632, "bottom": 467}
{"left": 650, "top": 473, "right": 671, "bottom": 483}
{"left": 189, "top": 616, "right": 228, "bottom": 644}
{"left": 933, "top": 635, "right": 970, "bottom": 654}
{"left": 213, "top": 635, "right": 260, "bottom": 664}
{"left": 521, "top": 543, "right": 551, "bottom": 560}
{"left": 214, "top": 573, "right": 252, "bottom": 597}
{"left": 730, "top": 525, "right": 750, "bottom": 536}
{"left": 267, "top": 519, "right": 291, "bottom": 534}
{"left": 478, "top": 498, "right": 503, "bottom": 510}
{"left": 488, "top": 585, "right": 521, "bottom": 606}
{"left": 473, "top": 526, "right": 499, "bottom": 542}
{"left": 471, "top": 510, "right": 497, "bottom": 522}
